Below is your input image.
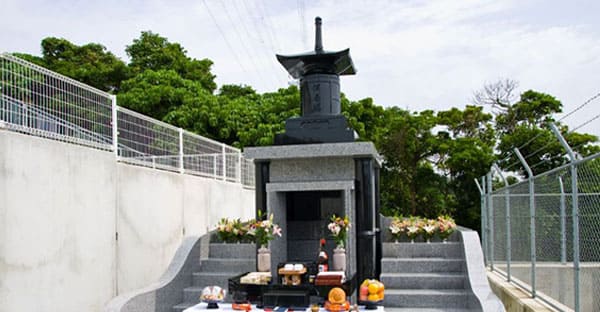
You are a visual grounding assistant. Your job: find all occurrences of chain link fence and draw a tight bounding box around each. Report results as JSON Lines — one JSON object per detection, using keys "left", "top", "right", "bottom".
{"left": 1, "top": 53, "right": 255, "bottom": 188}
{"left": 481, "top": 152, "right": 600, "bottom": 312}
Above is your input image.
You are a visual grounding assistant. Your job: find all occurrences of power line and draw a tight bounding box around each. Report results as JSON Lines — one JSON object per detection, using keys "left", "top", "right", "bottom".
{"left": 202, "top": 0, "right": 250, "bottom": 78}
{"left": 239, "top": 0, "right": 287, "bottom": 86}
{"left": 530, "top": 151, "right": 567, "bottom": 171}
{"left": 218, "top": 0, "right": 269, "bottom": 89}
{"left": 571, "top": 111, "right": 600, "bottom": 133}
{"left": 240, "top": 0, "right": 274, "bottom": 51}
{"left": 558, "top": 91, "right": 600, "bottom": 122}
{"left": 229, "top": 0, "right": 280, "bottom": 88}
{"left": 522, "top": 140, "right": 556, "bottom": 163}
{"left": 255, "top": 0, "right": 282, "bottom": 52}
{"left": 516, "top": 131, "right": 546, "bottom": 151}
{"left": 248, "top": 0, "right": 289, "bottom": 86}
{"left": 504, "top": 160, "right": 521, "bottom": 172}
{"left": 296, "top": 0, "right": 307, "bottom": 49}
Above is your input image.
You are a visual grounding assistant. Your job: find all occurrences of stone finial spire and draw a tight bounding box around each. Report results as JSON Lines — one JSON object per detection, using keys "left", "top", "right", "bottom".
{"left": 315, "top": 17, "right": 323, "bottom": 53}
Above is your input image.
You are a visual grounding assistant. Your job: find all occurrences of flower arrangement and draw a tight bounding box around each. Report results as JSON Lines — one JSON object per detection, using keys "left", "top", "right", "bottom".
{"left": 422, "top": 219, "right": 438, "bottom": 242}
{"left": 389, "top": 217, "right": 410, "bottom": 242}
{"left": 216, "top": 218, "right": 249, "bottom": 243}
{"left": 437, "top": 215, "right": 456, "bottom": 241}
{"left": 388, "top": 215, "right": 457, "bottom": 243}
{"left": 247, "top": 212, "right": 282, "bottom": 247}
{"left": 327, "top": 214, "right": 350, "bottom": 248}
{"left": 405, "top": 217, "right": 422, "bottom": 242}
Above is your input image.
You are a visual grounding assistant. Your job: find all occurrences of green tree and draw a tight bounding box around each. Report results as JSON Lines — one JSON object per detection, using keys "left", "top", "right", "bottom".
{"left": 342, "top": 96, "right": 389, "bottom": 144}
{"left": 118, "top": 69, "right": 206, "bottom": 120}
{"left": 164, "top": 85, "right": 300, "bottom": 147}
{"left": 37, "top": 37, "right": 129, "bottom": 92}
{"left": 379, "top": 109, "right": 451, "bottom": 217}
{"left": 435, "top": 106, "right": 496, "bottom": 231}
{"left": 495, "top": 90, "right": 598, "bottom": 175}
{"left": 126, "top": 31, "right": 216, "bottom": 93}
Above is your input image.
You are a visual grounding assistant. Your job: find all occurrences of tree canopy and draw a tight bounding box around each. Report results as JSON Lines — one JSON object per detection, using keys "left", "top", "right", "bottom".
{"left": 11, "top": 34, "right": 598, "bottom": 234}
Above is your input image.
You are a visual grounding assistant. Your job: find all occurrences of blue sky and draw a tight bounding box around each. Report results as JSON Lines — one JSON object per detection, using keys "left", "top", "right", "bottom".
{"left": 2, "top": 0, "right": 600, "bottom": 136}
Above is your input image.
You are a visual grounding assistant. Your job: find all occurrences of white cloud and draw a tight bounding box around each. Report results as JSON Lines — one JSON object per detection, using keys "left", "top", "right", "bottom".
{"left": 1, "top": 0, "right": 599, "bottom": 136}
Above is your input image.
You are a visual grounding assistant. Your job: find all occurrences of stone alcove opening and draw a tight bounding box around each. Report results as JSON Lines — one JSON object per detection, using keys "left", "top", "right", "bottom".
{"left": 285, "top": 190, "right": 344, "bottom": 262}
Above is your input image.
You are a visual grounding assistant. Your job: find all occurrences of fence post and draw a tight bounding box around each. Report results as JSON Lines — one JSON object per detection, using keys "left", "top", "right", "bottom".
{"left": 558, "top": 176, "right": 567, "bottom": 265}
{"left": 111, "top": 95, "right": 118, "bottom": 160}
{"left": 550, "top": 123, "right": 580, "bottom": 312}
{"left": 493, "top": 163, "right": 511, "bottom": 282}
{"left": 486, "top": 171, "right": 494, "bottom": 271}
{"left": 475, "top": 177, "right": 487, "bottom": 266}
{"left": 222, "top": 144, "right": 227, "bottom": 181}
{"left": 514, "top": 147, "right": 536, "bottom": 298}
{"left": 178, "top": 128, "right": 184, "bottom": 174}
{"left": 213, "top": 154, "right": 217, "bottom": 178}
{"left": 237, "top": 152, "right": 243, "bottom": 183}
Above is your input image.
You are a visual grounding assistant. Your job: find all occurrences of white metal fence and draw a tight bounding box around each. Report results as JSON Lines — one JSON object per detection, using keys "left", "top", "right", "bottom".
{"left": 0, "top": 53, "right": 255, "bottom": 187}
{"left": 478, "top": 124, "right": 600, "bottom": 312}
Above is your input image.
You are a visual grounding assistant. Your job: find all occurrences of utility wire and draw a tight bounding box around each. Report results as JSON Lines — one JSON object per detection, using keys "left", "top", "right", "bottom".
{"left": 256, "top": 0, "right": 283, "bottom": 52}
{"left": 202, "top": 0, "right": 250, "bottom": 77}
{"left": 252, "top": 0, "right": 289, "bottom": 86}
{"left": 523, "top": 140, "right": 556, "bottom": 163}
{"left": 516, "top": 130, "right": 546, "bottom": 151}
{"left": 503, "top": 92, "right": 600, "bottom": 175}
{"left": 239, "top": 1, "right": 286, "bottom": 87}
{"left": 297, "top": 0, "right": 307, "bottom": 49}
{"left": 230, "top": 0, "right": 281, "bottom": 87}
{"left": 504, "top": 160, "right": 521, "bottom": 172}
{"left": 218, "top": 0, "right": 269, "bottom": 89}
{"left": 530, "top": 152, "right": 567, "bottom": 171}
{"left": 558, "top": 91, "right": 600, "bottom": 122}
{"left": 571, "top": 111, "right": 600, "bottom": 133}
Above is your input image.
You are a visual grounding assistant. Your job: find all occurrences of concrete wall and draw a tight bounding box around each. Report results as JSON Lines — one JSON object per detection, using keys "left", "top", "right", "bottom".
{"left": 505, "top": 263, "right": 600, "bottom": 312}
{"left": 0, "top": 131, "right": 254, "bottom": 312}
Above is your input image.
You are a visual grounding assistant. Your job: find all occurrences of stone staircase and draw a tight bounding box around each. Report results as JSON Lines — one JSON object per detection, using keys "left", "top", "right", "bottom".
{"left": 172, "top": 243, "right": 255, "bottom": 312}
{"left": 381, "top": 241, "right": 482, "bottom": 312}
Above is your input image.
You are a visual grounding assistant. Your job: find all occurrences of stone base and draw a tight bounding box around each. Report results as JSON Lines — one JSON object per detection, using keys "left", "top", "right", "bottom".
{"left": 274, "top": 115, "right": 356, "bottom": 145}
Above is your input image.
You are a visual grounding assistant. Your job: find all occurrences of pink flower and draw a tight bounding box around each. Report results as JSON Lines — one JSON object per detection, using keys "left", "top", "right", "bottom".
{"left": 272, "top": 225, "right": 282, "bottom": 237}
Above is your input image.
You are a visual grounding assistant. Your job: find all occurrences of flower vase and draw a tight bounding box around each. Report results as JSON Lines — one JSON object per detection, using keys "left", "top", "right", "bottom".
{"left": 442, "top": 238, "right": 448, "bottom": 244}
{"left": 410, "top": 239, "right": 415, "bottom": 244}
{"left": 426, "top": 238, "right": 431, "bottom": 243}
{"left": 257, "top": 246, "right": 271, "bottom": 272}
{"left": 332, "top": 246, "right": 346, "bottom": 271}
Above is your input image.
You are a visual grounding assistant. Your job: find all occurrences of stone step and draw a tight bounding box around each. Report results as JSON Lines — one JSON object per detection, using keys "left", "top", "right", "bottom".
{"left": 381, "top": 258, "right": 464, "bottom": 273}
{"left": 380, "top": 272, "right": 466, "bottom": 289}
{"left": 382, "top": 242, "right": 463, "bottom": 258}
{"left": 172, "top": 302, "right": 196, "bottom": 312}
{"left": 199, "top": 258, "right": 256, "bottom": 272}
{"left": 209, "top": 243, "right": 255, "bottom": 259}
{"left": 383, "top": 289, "right": 473, "bottom": 308}
{"left": 192, "top": 272, "right": 239, "bottom": 287}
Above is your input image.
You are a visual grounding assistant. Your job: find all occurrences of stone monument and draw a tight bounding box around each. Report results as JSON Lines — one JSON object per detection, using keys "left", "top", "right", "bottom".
{"left": 245, "top": 17, "right": 382, "bottom": 293}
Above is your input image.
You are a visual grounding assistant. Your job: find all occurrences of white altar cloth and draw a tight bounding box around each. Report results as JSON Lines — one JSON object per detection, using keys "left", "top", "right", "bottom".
{"left": 183, "top": 303, "right": 384, "bottom": 312}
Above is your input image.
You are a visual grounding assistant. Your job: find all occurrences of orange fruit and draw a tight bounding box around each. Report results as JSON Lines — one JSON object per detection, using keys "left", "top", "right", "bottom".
{"left": 328, "top": 287, "right": 346, "bottom": 304}
{"left": 367, "top": 283, "right": 379, "bottom": 294}
{"left": 367, "top": 294, "right": 379, "bottom": 301}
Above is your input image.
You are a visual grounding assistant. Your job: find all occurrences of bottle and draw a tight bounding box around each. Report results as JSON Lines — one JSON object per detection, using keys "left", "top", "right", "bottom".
{"left": 317, "top": 238, "right": 329, "bottom": 272}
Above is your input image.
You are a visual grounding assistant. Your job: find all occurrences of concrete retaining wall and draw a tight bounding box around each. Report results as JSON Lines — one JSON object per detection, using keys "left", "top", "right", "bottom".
{"left": 0, "top": 131, "right": 254, "bottom": 312}
{"left": 492, "top": 263, "right": 600, "bottom": 312}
